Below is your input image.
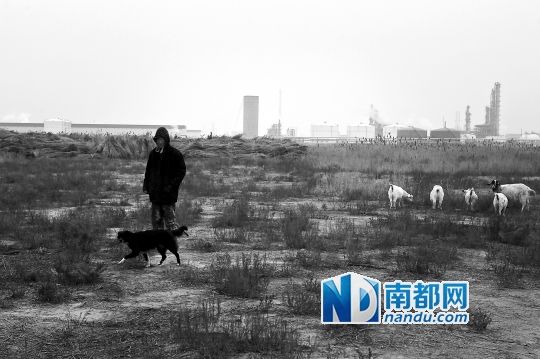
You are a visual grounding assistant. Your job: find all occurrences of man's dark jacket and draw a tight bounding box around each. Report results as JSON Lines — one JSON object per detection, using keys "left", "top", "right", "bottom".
{"left": 143, "top": 127, "right": 186, "bottom": 204}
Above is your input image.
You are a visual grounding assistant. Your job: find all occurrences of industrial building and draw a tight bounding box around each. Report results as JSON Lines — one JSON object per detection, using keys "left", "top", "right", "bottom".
{"left": 475, "top": 82, "right": 501, "bottom": 137}
{"left": 311, "top": 124, "right": 340, "bottom": 137}
{"left": 266, "top": 122, "right": 282, "bottom": 137}
{"left": 346, "top": 124, "right": 376, "bottom": 138}
{"left": 520, "top": 133, "right": 540, "bottom": 141}
{"left": 383, "top": 124, "right": 427, "bottom": 138}
{"left": 0, "top": 122, "right": 45, "bottom": 133}
{"left": 0, "top": 120, "right": 202, "bottom": 137}
{"left": 286, "top": 128, "right": 297, "bottom": 137}
{"left": 44, "top": 118, "right": 71, "bottom": 133}
{"left": 430, "top": 126, "right": 464, "bottom": 139}
{"left": 243, "top": 96, "right": 259, "bottom": 138}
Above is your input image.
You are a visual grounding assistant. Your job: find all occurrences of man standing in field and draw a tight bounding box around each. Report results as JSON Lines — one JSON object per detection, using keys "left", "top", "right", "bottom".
{"left": 143, "top": 127, "right": 186, "bottom": 231}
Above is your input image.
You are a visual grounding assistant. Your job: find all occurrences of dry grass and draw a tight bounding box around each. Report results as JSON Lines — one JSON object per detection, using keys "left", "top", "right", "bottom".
{"left": 2, "top": 134, "right": 540, "bottom": 358}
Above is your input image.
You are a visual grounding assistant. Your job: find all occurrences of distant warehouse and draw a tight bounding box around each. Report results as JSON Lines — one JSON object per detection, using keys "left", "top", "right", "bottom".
{"left": 0, "top": 119, "right": 202, "bottom": 138}
{"left": 383, "top": 124, "right": 427, "bottom": 138}
{"left": 71, "top": 123, "right": 188, "bottom": 137}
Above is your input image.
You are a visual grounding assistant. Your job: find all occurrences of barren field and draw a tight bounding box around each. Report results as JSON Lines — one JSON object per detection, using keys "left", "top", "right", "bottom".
{"left": 1, "top": 135, "right": 539, "bottom": 359}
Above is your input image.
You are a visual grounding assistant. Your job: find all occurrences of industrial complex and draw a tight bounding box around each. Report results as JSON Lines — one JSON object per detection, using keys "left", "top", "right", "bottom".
{"left": 1, "top": 82, "right": 538, "bottom": 141}
{"left": 0, "top": 119, "right": 201, "bottom": 138}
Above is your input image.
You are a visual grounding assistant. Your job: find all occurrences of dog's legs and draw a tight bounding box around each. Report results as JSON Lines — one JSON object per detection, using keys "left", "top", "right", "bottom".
{"left": 157, "top": 247, "right": 167, "bottom": 265}
{"left": 119, "top": 251, "right": 139, "bottom": 264}
{"left": 142, "top": 252, "right": 150, "bottom": 267}
{"left": 172, "top": 251, "right": 181, "bottom": 266}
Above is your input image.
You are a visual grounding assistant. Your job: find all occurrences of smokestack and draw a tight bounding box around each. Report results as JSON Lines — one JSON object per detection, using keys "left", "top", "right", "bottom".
{"left": 465, "top": 105, "right": 471, "bottom": 132}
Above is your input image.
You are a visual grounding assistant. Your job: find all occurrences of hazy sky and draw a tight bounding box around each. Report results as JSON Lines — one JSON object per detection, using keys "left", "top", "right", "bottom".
{"left": 1, "top": 0, "right": 539, "bottom": 136}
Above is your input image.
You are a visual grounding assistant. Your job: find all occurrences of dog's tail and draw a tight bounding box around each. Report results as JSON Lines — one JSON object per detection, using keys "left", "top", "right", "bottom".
{"left": 172, "top": 226, "right": 189, "bottom": 237}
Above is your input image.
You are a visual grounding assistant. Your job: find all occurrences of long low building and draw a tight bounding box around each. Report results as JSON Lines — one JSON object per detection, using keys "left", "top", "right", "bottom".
{"left": 311, "top": 124, "right": 340, "bottom": 137}
{"left": 0, "top": 120, "right": 202, "bottom": 138}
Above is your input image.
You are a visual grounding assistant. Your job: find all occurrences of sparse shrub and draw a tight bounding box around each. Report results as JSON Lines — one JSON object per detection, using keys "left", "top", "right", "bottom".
{"left": 182, "top": 170, "right": 227, "bottom": 197}
{"left": 176, "top": 197, "right": 203, "bottom": 224}
{"left": 9, "top": 285, "right": 26, "bottom": 299}
{"left": 188, "top": 238, "right": 223, "bottom": 252}
{"left": 297, "top": 203, "right": 319, "bottom": 218}
{"left": 295, "top": 249, "right": 322, "bottom": 269}
{"left": 210, "top": 253, "right": 272, "bottom": 298}
{"left": 37, "top": 281, "right": 69, "bottom": 303}
{"left": 243, "top": 180, "right": 259, "bottom": 192}
{"left": 326, "top": 218, "right": 357, "bottom": 249}
{"left": 13, "top": 259, "right": 53, "bottom": 283}
{"left": 214, "top": 227, "right": 253, "bottom": 243}
{"left": 0, "top": 298, "right": 14, "bottom": 309}
{"left": 212, "top": 195, "right": 251, "bottom": 227}
{"left": 263, "top": 184, "right": 309, "bottom": 199}
{"left": 165, "top": 264, "right": 211, "bottom": 286}
{"left": 467, "top": 307, "right": 493, "bottom": 332}
{"left": 60, "top": 311, "right": 89, "bottom": 339}
{"left": 492, "top": 260, "right": 524, "bottom": 288}
{"left": 281, "top": 207, "right": 311, "bottom": 249}
{"left": 346, "top": 200, "right": 379, "bottom": 215}
{"left": 345, "top": 233, "right": 368, "bottom": 266}
{"left": 323, "top": 324, "right": 373, "bottom": 346}
{"left": 274, "top": 259, "right": 297, "bottom": 278}
{"left": 100, "top": 207, "right": 129, "bottom": 228}
{"left": 257, "top": 294, "right": 275, "bottom": 313}
{"left": 395, "top": 243, "right": 458, "bottom": 277}
{"left": 256, "top": 221, "right": 281, "bottom": 249}
{"left": 282, "top": 280, "right": 319, "bottom": 315}
{"left": 170, "top": 297, "right": 305, "bottom": 357}
{"left": 54, "top": 255, "right": 106, "bottom": 285}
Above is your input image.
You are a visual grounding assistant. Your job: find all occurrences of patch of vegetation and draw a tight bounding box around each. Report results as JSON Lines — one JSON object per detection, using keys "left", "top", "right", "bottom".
{"left": 212, "top": 195, "right": 251, "bottom": 228}
{"left": 467, "top": 307, "right": 493, "bottom": 332}
{"left": 170, "top": 297, "right": 307, "bottom": 358}
{"left": 395, "top": 242, "right": 458, "bottom": 278}
{"left": 210, "top": 252, "right": 273, "bottom": 298}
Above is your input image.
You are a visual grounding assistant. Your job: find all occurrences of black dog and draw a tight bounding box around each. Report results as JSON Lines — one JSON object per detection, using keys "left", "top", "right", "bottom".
{"left": 117, "top": 226, "right": 189, "bottom": 267}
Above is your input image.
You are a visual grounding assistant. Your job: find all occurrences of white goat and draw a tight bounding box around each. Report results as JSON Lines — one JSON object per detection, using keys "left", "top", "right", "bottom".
{"left": 493, "top": 192, "right": 508, "bottom": 216}
{"left": 388, "top": 184, "right": 413, "bottom": 209}
{"left": 462, "top": 188, "right": 478, "bottom": 211}
{"left": 430, "top": 185, "right": 444, "bottom": 209}
{"left": 489, "top": 179, "right": 536, "bottom": 212}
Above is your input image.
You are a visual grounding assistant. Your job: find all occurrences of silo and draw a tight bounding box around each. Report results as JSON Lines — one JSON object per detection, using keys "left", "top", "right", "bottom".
{"left": 243, "top": 96, "right": 259, "bottom": 138}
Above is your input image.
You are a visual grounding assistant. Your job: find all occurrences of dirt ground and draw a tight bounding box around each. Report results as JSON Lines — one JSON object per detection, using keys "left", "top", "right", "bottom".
{"left": 1, "top": 167, "right": 539, "bottom": 359}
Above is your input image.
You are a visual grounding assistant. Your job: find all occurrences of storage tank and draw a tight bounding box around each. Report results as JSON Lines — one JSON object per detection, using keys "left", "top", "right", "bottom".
{"left": 397, "top": 126, "right": 427, "bottom": 138}
{"left": 430, "top": 127, "right": 463, "bottom": 139}
{"left": 383, "top": 124, "right": 427, "bottom": 138}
